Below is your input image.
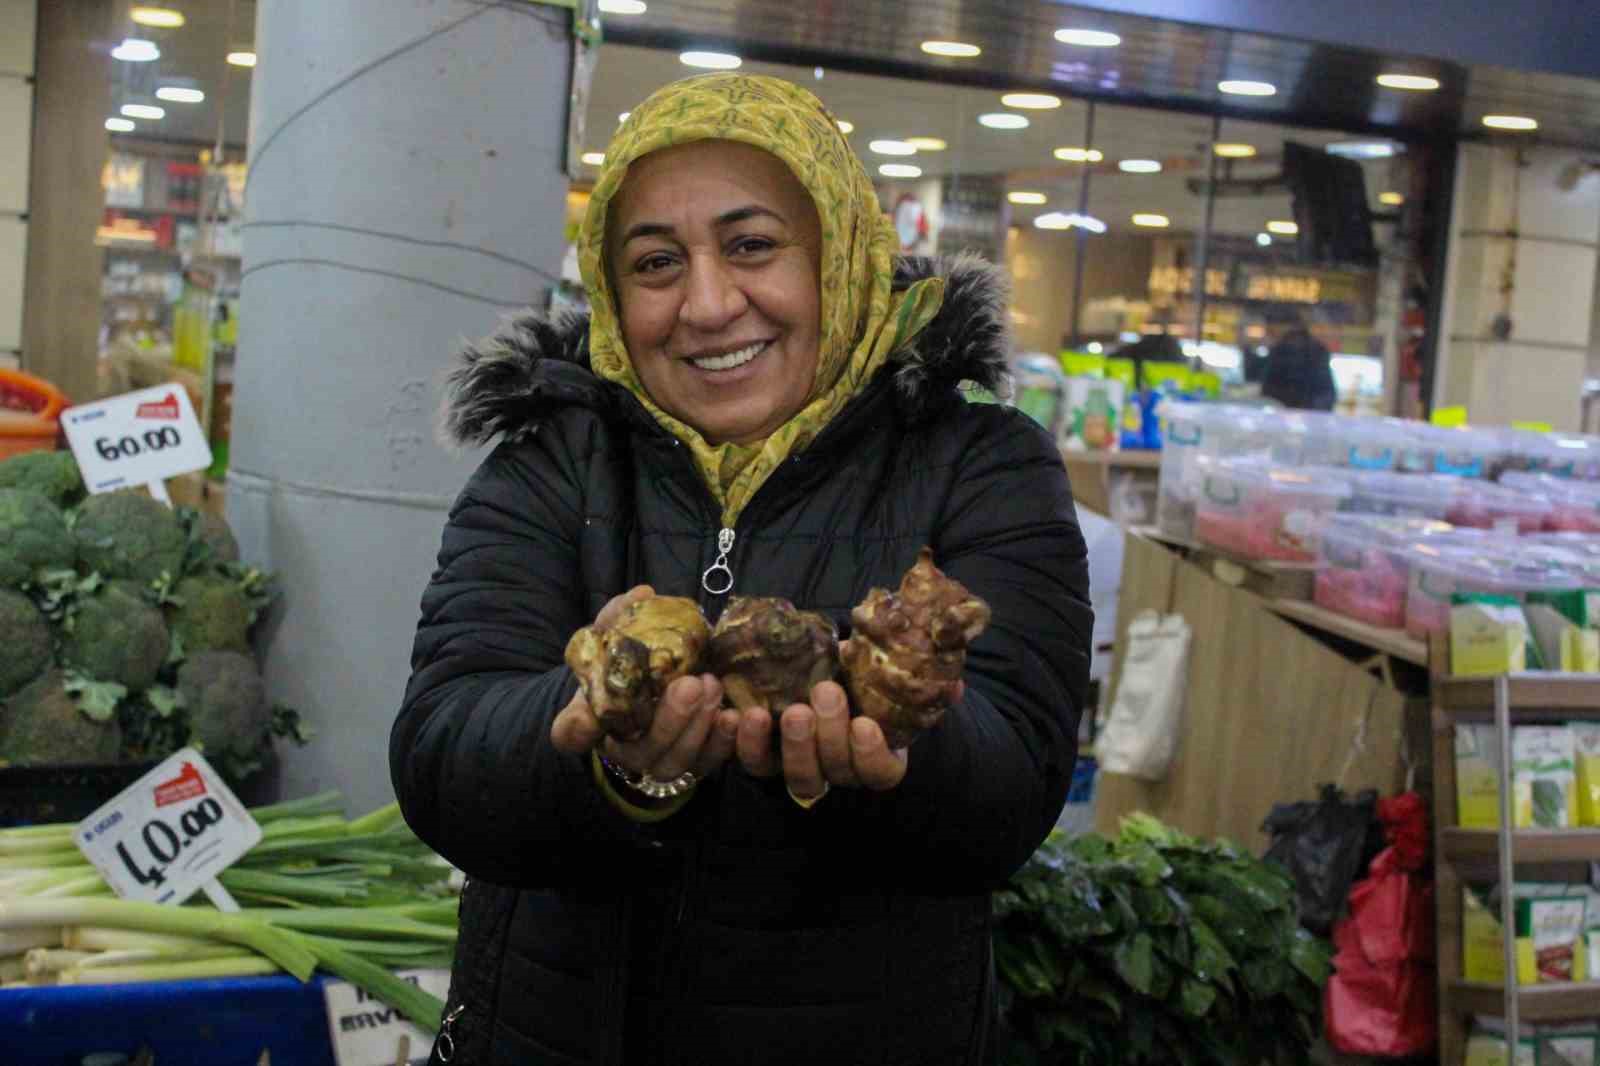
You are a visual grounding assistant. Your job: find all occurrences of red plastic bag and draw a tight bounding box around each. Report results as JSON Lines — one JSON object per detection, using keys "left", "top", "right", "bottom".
{"left": 1323, "top": 791, "right": 1436, "bottom": 1057}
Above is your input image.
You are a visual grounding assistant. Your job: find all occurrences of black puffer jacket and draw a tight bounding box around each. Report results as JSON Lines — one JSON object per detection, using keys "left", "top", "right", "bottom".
{"left": 392, "top": 256, "right": 1092, "bottom": 1066}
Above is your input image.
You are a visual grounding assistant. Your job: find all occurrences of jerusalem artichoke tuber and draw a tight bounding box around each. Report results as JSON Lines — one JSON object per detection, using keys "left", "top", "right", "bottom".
{"left": 564, "top": 596, "right": 710, "bottom": 740}
{"left": 706, "top": 596, "right": 840, "bottom": 718}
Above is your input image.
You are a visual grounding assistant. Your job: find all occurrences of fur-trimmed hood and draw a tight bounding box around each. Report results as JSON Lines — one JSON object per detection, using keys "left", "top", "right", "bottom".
{"left": 442, "top": 253, "right": 1012, "bottom": 447}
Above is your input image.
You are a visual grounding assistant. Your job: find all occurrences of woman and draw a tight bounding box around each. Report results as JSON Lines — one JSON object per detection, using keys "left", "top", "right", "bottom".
{"left": 392, "top": 72, "right": 1091, "bottom": 1066}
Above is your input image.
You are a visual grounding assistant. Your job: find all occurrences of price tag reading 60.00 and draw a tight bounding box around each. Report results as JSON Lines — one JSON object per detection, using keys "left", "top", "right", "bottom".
{"left": 76, "top": 749, "right": 261, "bottom": 906}
{"left": 60, "top": 384, "right": 213, "bottom": 495}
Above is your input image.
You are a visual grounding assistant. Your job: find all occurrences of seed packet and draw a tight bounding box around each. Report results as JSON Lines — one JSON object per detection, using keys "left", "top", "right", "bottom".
{"left": 1541, "top": 1024, "right": 1599, "bottom": 1066}
{"left": 1575, "top": 724, "right": 1600, "bottom": 828}
{"left": 1456, "top": 725, "right": 1504, "bottom": 829}
{"left": 1513, "top": 727, "right": 1578, "bottom": 829}
{"left": 1466, "top": 1018, "right": 1537, "bottom": 1066}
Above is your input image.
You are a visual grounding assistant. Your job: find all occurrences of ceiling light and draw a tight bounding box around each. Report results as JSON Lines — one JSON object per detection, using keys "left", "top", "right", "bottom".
{"left": 226, "top": 51, "right": 257, "bottom": 67}
{"left": 1132, "top": 213, "right": 1170, "bottom": 227}
{"left": 1326, "top": 141, "right": 1397, "bottom": 159}
{"left": 1001, "top": 92, "right": 1061, "bottom": 109}
{"left": 1007, "top": 191, "right": 1047, "bottom": 205}
{"left": 598, "top": 0, "right": 647, "bottom": 12}
{"left": 679, "top": 50, "right": 741, "bottom": 69}
{"left": 869, "top": 139, "right": 917, "bottom": 156}
{"left": 105, "top": 117, "right": 136, "bottom": 132}
{"left": 1256, "top": 232, "right": 1272, "bottom": 247}
{"left": 879, "top": 163, "right": 922, "bottom": 178}
{"left": 1212, "top": 142, "right": 1257, "bottom": 158}
{"left": 1379, "top": 191, "right": 1405, "bottom": 206}
{"left": 1218, "top": 80, "right": 1276, "bottom": 97}
{"left": 112, "top": 38, "right": 160, "bottom": 62}
{"left": 1483, "top": 114, "right": 1538, "bottom": 131}
{"left": 1035, "top": 212, "right": 1106, "bottom": 233}
{"left": 618, "top": 112, "right": 630, "bottom": 123}
{"left": 156, "top": 86, "right": 205, "bottom": 104}
{"left": 130, "top": 6, "right": 185, "bottom": 28}
{"left": 1054, "top": 147, "right": 1103, "bottom": 163}
{"left": 978, "top": 113, "right": 1029, "bottom": 130}
{"left": 1118, "top": 158, "right": 1162, "bottom": 173}
{"left": 581, "top": 152, "right": 605, "bottom": 166}
{"left": 835, "top": 120, "right": 853, "bottom": 134}
{"left": 1266, "top": 220, "right": 1299, "bottom": 235}
{"left": 1054, "top": 28, "right": 1121, "bottom": 47}
{"left": 921, "top": 40, "right": 981, "bottom": 57}
{"left": 120, "top": 103, "right": 165, "bottom": 120}
{"left": 905, "top": 137, "right": 947, "bottom": 151}
{"left": 1377, "top": 73, "right": 1439, "bottom": 91}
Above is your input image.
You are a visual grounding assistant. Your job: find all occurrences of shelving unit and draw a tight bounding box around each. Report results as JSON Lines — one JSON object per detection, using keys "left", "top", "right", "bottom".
{"left": 1430, "top": 644, "right": 1600, "bottom": 1065}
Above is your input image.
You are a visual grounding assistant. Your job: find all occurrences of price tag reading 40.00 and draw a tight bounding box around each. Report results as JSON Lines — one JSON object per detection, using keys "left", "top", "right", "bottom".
{"left": 76, "top": 749, "right": 261, "bottom": 906}
{"left": 60, "top": 384, "right": 213, "bottom": 495}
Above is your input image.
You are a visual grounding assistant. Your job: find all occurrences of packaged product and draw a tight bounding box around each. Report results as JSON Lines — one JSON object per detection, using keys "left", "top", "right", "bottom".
{"left": 1525, "top": 888, "right": 1589, "bottom": 982}
{"left": 1462, "top": 887, "right": 1537, "bottom": 985}
{"left": 1502, "top": 471, "right": 1600, "bottom": 533}
{"left": 1523, "top": 599, "right": 1600, "bottom": 673}
{"left": 1338, "top": 469, "right": 1458, "bottom": 519}
{"left": 1455, "top": 724, "right": 1504, "bottom": 829}
{"left": 1012, "top": 355, "right": 1067, "bottom": 437}
{"left": 1155, "top": 405, "right": 1270, "bottom": 541}
{"left": 1333, "top": 417, "right": 1410, "bottom": 471}
{"left": 1315, "top": 516, "right": 1451, "bottom": 629}
{"left": 1448, "top": 480, "right": 1555, "bottom": 534}
{"left": 1541, "top": 1025, "right": 1599, "bottom": 1066}
{"left": 1513, "top": 726, "right": 1578, "bottom": 829}
{"left": 1452, "top": 596, "right": 1530, "bottom": 676}
{"left": 1399, "top": 424, "right": 1503, "bottom": 478}
{"left": 1574, "top": 724, "right": 1600, "bottom": 828}
{"left": 1465, "top": 884, "right": 1589, "bottom": 984}
{"left": 1194, "top": 458, "right": 1351, "bottom": 562}
{"left": 1058, "top": 377, "right": 1124, "bottom": 452}
{"left": 1465, "top": 1018, "right": 1536, "bottom": 1066}
{"left": 1405, "top": 546, "right": 1572, "bottom": 639}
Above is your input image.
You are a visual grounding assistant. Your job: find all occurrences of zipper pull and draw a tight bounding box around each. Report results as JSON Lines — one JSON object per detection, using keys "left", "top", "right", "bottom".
{"left": 701, "top": 527, "right": 735, "bottom": 595}
{"left": 437, "top": 1003, "right": 465, "bottom": 1061}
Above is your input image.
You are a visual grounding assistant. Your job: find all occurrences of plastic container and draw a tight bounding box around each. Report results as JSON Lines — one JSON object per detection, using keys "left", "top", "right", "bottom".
{"left": 1259, "top": 410, "right": 1342, "bottom": 467}
{"left": 1500, "top": 471, "right": 1600, "bottom": 532}
{"left": 0, "top": 369, "right": 67, "bottom": 460}
{"left": 1492, "top": 430, "right": 1600, "bottom": 480}
{"left": 1446, "top": 480, "right": 1555, "bottom": 534}
{"left": 1156, "top": 403, "right": 1271, "bottom": 541}
{"left": 1314, "top": 515, "right": 1453, "bottom": 629}
{"left": 1403, "top": 545, "right": 1577, "bottom": 639}
{"left": 1338, "top": 469, "right": 1458, "bottom": 519}
{"left": 1398, "top": 424, "right": 1503, "bottom": 478}
{"left": 1194, "top": 458, "right": 1352, "bottom": 562}
{"left": 1331, "top": 417, "right": 1412, "bottom": 471}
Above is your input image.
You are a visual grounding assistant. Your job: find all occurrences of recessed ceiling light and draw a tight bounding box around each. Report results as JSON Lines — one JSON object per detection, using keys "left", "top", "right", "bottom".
{"left": 1326, "top": 141, "right": 1397, "bottom": 159}
{"left": 978, "top": 112, "right": 1029, "bottom": 130}
{"left": 1212, "top": 142, "right": 1257, "bottom": 158}
{"left": 879, "top": 163, "right": 922, "bottom": 178}
{"left": 598, "top": 0, "right": 647, "bottom": 13}
{"left": 1218, "top": 80, "right": 1276, "bottom": 97}
{"left": 581, "top": 152, "right": 605, "bottom": 166}
{"left": 226, "top": 51, "right": 257, "bottom": 67}
{"left": 1036, "top": 211, "right": 1106, "bottom": 233}
{"left": 869, "top": 139, "right": 917, "bottom": 156}
{"left": 156, "top": 86, "right": 205, "bottom": 104}
{"left": 130, "top": 6, "right": 185, "bottom": 28}
{"left": 1132, "top": 213, "right": 1170, "bottom": 227}
{"left": 921, "top": 40, "right": 981, "bottom": 57}
{"left": 120, "top": 103, "right": 165, "bottom": 120}
{"left": 1379, "top": 191, "right": 1405, "bottom": 206}
{"left": 905, "top": 137, "right": 947, "bottom": 151}
{"left": 1054, "top": 147, "right": 1104, "bottom": 163}
{"left": 105, "top": 117, "right": 136, "bottom": 132}
{"left": 1054, "top": 28, "right": 1121, "bottom": 47}
{"left": 1266, "top": 220, "right": 1299, "bottom": 235}
{"left": 112, "top": 38, "right": 160, "bottom": 62}
{"left": 1118, "top": 159, "right": 1162, "bottom": 174}
{"left": 1007, "top": 191, "right": 1047, "bottom": 205}
{"left": 618, "top": 112, "right": 630, "bottom": 123}
{"left": 1377, "top": 73, "right": 1439, "bottom": 91}
{"left": 679, "top": 50, "right": 741, "bottom": 70}
{"left": 1001, "top": 92, "right": 1061, "bottom": 109}
{"left": 1483, "top": 114, "right": 1538, "bottom": 131}
{"left": 836, "top": 120, "right": 854, "bottom": 134}
{"left": 1256, "top": 232, "right": 1273, "bottom": 247}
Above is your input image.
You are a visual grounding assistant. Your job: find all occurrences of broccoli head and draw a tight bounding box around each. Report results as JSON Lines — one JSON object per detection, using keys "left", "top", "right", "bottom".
{"left": 0, "top": 451, "right": 85, "bottom": 508}
{"left": 195, "top": 512, "right": 241, "bottom": 567}
{"left": 0, "top": 588, "right": 53, "bottom": 697}
{"left": 63, "top": 580, "right": 171, "bottom": 691}
{"left": 0, "top": 488, "right": 75, "bottom": 589}
{"left": 73, "top": 490, "right": 188, "bottom": 583}
{"left": 0, "top": 669, "right": 124, "bottom": 766}
{"left": 169, "top": 576, "right": 250, "bottom": 653}
{"left": 177, "top": 651, "right": 267, "bottom": 756}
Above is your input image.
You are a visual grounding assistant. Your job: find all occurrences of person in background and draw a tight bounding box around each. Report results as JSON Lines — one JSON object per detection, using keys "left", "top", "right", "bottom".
{"left": 1258, "top": 307, "right": 1338, "bottom": 411}
{"left": 390, "top": 72, "right": 1092, "bottom": 1066}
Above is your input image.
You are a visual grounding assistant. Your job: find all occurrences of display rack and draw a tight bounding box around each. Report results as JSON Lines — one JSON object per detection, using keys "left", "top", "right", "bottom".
{"left": 1429, "top": 640, "right": 1600, "bottom": 1065}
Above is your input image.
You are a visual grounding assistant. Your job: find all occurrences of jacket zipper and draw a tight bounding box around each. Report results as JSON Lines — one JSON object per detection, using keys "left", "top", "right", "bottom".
{"left": 700, "top": 527, "right": 735, "bottom": 596}
{"left": 435, "top": 1003, "right": 465, "bottom": 1062}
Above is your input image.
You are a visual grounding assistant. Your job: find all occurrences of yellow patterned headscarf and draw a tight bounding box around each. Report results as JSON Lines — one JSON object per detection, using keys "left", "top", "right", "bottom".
{"left": 578, "top": 73, "right": 946, "bottom": 528}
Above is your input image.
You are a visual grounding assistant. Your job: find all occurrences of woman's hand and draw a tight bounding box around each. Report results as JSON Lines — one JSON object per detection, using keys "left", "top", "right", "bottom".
{"left": 552, "top": 586, "right": 739, "bottom": 780}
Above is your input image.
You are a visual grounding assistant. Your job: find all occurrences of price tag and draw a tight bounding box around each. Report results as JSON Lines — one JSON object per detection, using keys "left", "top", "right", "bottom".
{"left": 323, "top": 968, "right": 450, "bottom": 1066}
{"left": 76, "top": 749, "right": 261, "bottom": 906}
{"left": 60, "top": 384, "right": 213, "bottom": 496}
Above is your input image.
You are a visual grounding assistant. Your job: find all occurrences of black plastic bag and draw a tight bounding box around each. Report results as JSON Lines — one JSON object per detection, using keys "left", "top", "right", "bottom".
{"left": 1261, "top": 784, "right": 1380, "bottom": 935}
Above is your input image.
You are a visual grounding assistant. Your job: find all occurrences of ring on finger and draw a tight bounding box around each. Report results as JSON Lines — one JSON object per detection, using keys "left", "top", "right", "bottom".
{"left": 786, "top": 779, "right": 830, "bottom": 808}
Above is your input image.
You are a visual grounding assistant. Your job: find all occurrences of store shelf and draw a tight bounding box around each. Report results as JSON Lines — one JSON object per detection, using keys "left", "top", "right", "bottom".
{"left": 1059, "top": 448, "right": 1163, "bottom": 469}
{"left": 1434, "top": 674, "right": 1600, "bottom": 715}
{"left": 1440, "top": 827, "right": 1600, "bottom": 863}
{"left": 1265, "top": 599, "right": 1428, "bottom": 666}
{"left": 1445, "top": 980, "right": 1600, "bottom": 1022}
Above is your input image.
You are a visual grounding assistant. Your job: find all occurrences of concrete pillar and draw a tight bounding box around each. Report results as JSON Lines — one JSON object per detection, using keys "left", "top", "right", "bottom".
{"left": 230, "top": 0, "right": 571, "bottom": 812}
{"left": 0, "top": 0, "right": 33, "bottom": 369}
{"left": 1435, "top": 143, "right": 1600, "bottom": 430}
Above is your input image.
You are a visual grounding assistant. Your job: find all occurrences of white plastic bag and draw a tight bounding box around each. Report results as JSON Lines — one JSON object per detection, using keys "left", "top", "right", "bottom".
{"left": 1098, "top": 610, "right": 1191, "bottom": 781}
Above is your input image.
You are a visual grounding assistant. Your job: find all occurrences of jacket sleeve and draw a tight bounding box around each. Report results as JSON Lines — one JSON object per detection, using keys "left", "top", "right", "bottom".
{"left": 389, "top": 427, "right": 664, "bottom": 887}
{"left": 818, "top": 408, "right": 1092, "bottom": 891}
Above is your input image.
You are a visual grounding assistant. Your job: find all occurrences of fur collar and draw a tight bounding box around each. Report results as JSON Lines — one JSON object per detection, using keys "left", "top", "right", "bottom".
{"left": 442, "top": 253, "right": 1012, "bottom": 447}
